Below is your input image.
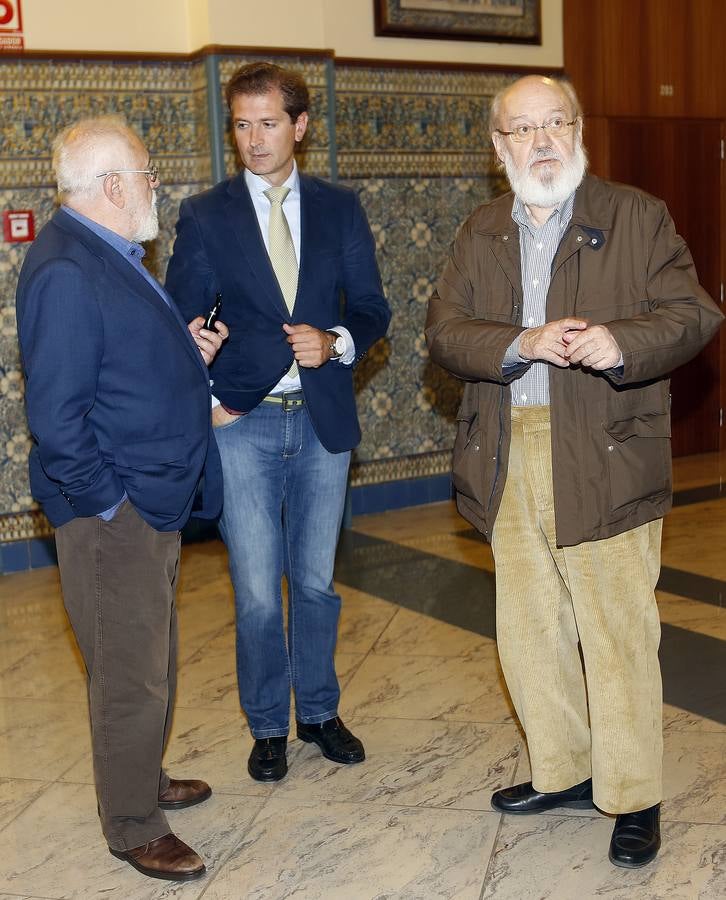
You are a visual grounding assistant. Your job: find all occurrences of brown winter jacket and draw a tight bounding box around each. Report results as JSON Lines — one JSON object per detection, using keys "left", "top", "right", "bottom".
{"left": 425, "top": 175, "right": 724, "bottom": 547}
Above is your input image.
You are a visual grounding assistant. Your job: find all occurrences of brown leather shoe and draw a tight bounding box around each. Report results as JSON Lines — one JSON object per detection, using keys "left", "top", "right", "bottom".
{"left": 110, "top": 833, "right": 206, "bottom": 881}
{"left": 158, "top": 777, "right": 212, "bottom": 810}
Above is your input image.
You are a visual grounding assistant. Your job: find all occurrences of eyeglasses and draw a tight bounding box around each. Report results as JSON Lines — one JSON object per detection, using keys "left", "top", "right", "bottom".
{"left": 96, "top": 163, "right": 159, "bottom": 183}
{"left": 495, "top": 118, "right": 578, "bottom": 143}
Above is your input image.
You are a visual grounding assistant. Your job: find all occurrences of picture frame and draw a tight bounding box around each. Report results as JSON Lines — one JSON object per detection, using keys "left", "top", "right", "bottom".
{"left": 373, "top": 0, "right": 541, "bottom": 45}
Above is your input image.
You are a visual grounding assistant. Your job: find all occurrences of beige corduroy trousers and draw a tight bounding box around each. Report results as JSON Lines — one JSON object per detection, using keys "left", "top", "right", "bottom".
{"left": 491, "top": 405, "right": 663, "bottom": 814}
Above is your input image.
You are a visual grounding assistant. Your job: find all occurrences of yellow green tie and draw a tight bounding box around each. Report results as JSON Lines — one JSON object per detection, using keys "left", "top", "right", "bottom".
{"left": 264, "top": 185, "right": 299, "bottom": 378}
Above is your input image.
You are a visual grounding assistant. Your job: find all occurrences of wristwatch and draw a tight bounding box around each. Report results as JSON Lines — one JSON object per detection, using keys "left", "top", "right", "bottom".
{"left": 326, "top": 331, "right": 346, "bottom": 359}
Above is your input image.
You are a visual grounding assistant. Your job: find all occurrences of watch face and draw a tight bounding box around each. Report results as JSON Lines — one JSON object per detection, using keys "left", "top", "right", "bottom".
{"left": 334, "top": 335, "right": 345, "bottom": 355}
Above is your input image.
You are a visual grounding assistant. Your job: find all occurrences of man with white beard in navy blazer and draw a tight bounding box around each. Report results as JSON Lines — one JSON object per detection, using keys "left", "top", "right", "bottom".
{"left": 16, "top": 117, "right": 226, "bottom": 883}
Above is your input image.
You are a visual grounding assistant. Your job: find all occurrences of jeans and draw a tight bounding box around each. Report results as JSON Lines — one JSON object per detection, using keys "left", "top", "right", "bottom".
{"left": 214, "top": 400, "right": 350, "bottom": 738}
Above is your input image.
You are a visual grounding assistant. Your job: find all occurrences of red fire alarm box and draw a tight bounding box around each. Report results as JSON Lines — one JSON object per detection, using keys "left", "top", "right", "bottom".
{"left": 3, "top": 210, "right": 34, "bottom": 242}
{"left": 0, "top": 0, "right": 24, "bottom": 51}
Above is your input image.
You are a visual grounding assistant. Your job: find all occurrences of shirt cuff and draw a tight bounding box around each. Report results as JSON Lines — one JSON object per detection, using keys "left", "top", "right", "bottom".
{"left": 97, "top": 493, "right": 127, "bottom": 521}
{"left": 211, "top": 393, "right": 221, "bottom": 409}
{"left": 328, "top": 326, "right": 355, "bottom": 365}
{"left": 502, "top": 334, "right": 529, "bottom": 369}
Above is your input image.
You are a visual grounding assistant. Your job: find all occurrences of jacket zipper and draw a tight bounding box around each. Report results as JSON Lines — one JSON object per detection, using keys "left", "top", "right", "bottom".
{"left": 485, "top": 298, "right": 520, "bottom": 518}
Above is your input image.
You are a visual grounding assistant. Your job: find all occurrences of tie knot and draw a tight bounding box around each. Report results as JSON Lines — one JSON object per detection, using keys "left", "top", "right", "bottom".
{"left": 264, "top": 185, "right": 290, "bottom": 206}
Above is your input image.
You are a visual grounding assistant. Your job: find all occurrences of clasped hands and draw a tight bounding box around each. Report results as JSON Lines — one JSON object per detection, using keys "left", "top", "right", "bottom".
{"left": 519, "top": 318, "right": 621, "bottom": 370}
{"left": 282, "top": 323, "right": 337, "bottom": 368}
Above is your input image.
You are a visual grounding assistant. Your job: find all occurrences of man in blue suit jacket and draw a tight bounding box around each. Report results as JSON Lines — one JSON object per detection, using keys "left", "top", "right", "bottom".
{"left": 166, "top": 63, "right": 390, "bottom": 783}
{"left": 16, "top": 117, "right": 226, "bottom": 882}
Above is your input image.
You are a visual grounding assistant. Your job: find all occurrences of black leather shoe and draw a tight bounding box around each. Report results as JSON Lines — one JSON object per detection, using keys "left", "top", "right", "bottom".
{"left": 296, "top": 717, "right": 365, "bottom": 764}
{"left": 491, "top": 778, "right": 594, "bottom": 814}
{"left": 247, "top": 737, "right": 288, "bottom": 782}
{"left": 609, "top": 803, "right": 661, "bottom": 868}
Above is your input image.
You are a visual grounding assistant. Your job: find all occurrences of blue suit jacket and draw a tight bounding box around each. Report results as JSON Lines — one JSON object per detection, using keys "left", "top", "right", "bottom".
{"left": 165, "top": 172, "right": 391, "bottom": 453}
{"left": 16, "top": 209, "right": 222, "bottom": 532}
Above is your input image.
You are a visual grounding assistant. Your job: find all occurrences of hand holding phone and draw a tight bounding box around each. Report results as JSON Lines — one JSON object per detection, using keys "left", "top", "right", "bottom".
{"left": 204, "top": 293, "right": 223, "bottom": 331}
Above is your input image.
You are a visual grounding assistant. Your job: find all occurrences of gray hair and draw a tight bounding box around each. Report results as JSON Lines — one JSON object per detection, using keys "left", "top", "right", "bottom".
{"left": 489, "top": 76, "right": 583, "bottom": 136}
{"left": 52, "top": 115, "right": 138, "bottom": 201}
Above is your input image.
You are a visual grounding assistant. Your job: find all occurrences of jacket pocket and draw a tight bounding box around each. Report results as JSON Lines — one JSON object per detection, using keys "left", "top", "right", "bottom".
{"left": 604, "top": 411, "right": 671, "bottom": 513}
{"left": 451, "top": 409, "right": 486, "bottom": 505}
{"left": 114, "top": 434, "right": 189, "bottom": 468}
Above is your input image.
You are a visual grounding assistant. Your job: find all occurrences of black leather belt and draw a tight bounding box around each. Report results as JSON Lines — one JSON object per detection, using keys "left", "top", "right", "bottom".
{"left": 262, "top": 390, "right": 305, "bottom": 411}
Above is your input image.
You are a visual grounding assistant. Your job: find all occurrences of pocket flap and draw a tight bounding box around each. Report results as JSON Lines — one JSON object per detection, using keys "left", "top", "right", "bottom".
{"left": 114, "top": 434, "right": 189, "bottom": 466}
{"left": 606, "top": 411, "right": 670, "bottom": 442}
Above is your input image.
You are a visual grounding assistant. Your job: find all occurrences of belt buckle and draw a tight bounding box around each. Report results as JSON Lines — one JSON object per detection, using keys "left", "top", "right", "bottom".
{"left": 281, "top": 392, "right": 303, "bottom": 412}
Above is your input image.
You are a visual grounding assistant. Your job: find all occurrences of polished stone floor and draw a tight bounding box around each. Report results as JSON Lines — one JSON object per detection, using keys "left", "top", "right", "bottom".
{"left": 0, "top": 451, "right": 724, "bottom": 899}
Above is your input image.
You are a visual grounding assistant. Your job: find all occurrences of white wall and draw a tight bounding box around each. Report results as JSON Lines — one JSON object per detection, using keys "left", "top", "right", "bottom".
{"left": 203, "top": 0, "right": 327, "bottom": 52}
{"left": 22, "top": 0, "right": 191, "bottom": 53}
{"left": 21, "top": 0, "right": 562, "bottom": 66}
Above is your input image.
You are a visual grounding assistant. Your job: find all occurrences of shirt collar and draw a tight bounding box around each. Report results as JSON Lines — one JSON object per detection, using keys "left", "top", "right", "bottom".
{"left": 511, "top": 189, "right": 576, "bottom": 234}
{"left": 244, "top": 161, "right": 299, "bottom": 198}
{"left": 61, "top": 204, "right": 146, "bottom": 261}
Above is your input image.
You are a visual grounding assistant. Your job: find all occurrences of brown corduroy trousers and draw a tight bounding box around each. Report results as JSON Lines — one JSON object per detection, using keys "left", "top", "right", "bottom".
{"left": 491, "top": 406, "right": 663, "bottom": 814}
{"left": 55, "top": 500, "right": 180, "bottom": 850}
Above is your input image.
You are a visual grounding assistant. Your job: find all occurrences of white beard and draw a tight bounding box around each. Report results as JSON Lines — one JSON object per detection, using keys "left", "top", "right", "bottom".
{"left": 504, "top": 141, "right": 587, "bottom": 209}
{"left": 132, "top": 190, "right": 159, "bottom": 243}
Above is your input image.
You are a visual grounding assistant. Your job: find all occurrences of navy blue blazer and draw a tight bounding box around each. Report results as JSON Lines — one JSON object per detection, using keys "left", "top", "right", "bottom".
{"left": 16, "top": 209, "right": 222, "bottom": 532}
{"left": 165, "top": 172, "right": 391, "bottom": 453}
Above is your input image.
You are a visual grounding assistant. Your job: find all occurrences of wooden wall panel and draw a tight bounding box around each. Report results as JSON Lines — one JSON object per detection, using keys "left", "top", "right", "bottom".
{"left": 685, "top": 0, "right": 726, "bottom": 118}
{"left": 643, "top": 0, "right": 688, "bottom": 117}
{"left": 562, "top": 0, "right": 605, "bottom": 115}
{"left": 600, "top": 0, "right": 648, "bottom": 117}
{"left": 582, "top": 116, "right": 609, "bottom": 178}
{"left": 565, "top": 0, "right": 726, "bottom": 120}
{"left": 608, "top": 119, "right": 722, "bottom": 456}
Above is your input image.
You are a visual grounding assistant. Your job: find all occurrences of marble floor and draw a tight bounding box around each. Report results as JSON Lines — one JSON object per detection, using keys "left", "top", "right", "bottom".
{"left": 0, "top": 452, "right": 724, "bottom": 899}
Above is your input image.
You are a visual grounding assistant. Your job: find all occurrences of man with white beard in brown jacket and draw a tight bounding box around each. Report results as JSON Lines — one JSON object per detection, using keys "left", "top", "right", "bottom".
{"left": 426, "top": 75, "right": 723, "bottom": 869}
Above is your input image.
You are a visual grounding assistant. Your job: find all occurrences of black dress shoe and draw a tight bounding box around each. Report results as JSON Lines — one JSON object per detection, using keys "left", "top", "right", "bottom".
{"left": 247, "top": 737, "right": 288, "bottom": 782}
{"left": 491, "top": 778, "right": 594, "bottom": 814}
{"left": 609, "top": 803, "right": 661, "bottom": 868}
{"left": 296, "top": 717, "right": 365, "bottom": 764}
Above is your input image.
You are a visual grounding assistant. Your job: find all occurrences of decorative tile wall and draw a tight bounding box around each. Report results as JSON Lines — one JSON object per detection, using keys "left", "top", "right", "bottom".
{"left": 335, "top": 65, "right": 514, "bottom": 486}
{"left": 0, "top": 50, "right": 518, "bottom": 544}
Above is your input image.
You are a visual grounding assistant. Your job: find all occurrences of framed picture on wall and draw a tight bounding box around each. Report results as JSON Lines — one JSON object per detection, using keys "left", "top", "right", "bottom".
{"left": 374, "top": 0, "right": 541, "bottom": 45}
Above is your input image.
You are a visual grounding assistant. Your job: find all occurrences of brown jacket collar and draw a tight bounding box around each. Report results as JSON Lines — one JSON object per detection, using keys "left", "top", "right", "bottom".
{"left": 472, "top": 174, "right": 615, "bottom": 236}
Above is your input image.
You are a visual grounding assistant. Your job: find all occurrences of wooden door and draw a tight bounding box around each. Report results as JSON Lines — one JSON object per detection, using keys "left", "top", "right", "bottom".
{"left": 565, "top": 0, "right": 726, "bottom": 120}
{"left": 607, "top": 118, "right": 723, "bottom": 456}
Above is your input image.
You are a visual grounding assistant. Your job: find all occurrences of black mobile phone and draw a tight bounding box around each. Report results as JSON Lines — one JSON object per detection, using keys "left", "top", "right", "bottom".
{"left": 204, "top": 293, "right": 222, "bottom": 330}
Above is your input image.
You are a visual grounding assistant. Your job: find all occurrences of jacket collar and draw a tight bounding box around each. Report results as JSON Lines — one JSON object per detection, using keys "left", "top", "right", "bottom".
{"left": 225, "top": 173, "right": 286, "bottom": 316}
{"left": 473, "top": 174, "right": 614, "bottom": 237}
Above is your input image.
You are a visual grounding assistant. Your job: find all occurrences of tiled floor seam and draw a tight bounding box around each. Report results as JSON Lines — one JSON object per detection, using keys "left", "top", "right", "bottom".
{"left": 194, "top": 820, "right": 261, "bottom": 899}
{"left": 0, "top": 780, "right": 52, "bottom": 838}
{"left": 177, "top": 623, "right": 238, "bottom": 669}
{"left": 478, "top": 812, "right": 506, "bottom": 900}
{"left": 478, "top": 740, "right": 528, "bottom": 899}
{"left": 369, "top": 605, "right": 404, "bottom": 653}
{"left": 0, "top": 894, "right": 60, "bottom": 900}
